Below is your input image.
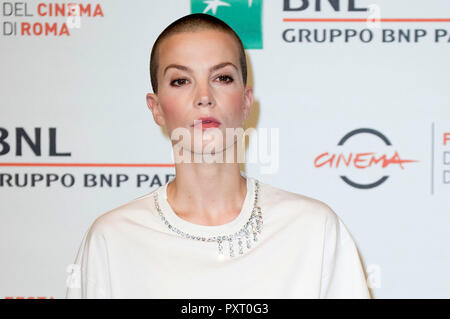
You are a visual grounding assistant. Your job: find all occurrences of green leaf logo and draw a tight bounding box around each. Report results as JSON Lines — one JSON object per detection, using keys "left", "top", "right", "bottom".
{"left": 191, "top": 0, "right": 263, "bottom": 49}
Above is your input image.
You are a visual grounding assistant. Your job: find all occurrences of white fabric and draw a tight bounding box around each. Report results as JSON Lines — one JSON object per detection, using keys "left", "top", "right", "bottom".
{"left": 66, "top": 173, "right": 371, "bottom": 299}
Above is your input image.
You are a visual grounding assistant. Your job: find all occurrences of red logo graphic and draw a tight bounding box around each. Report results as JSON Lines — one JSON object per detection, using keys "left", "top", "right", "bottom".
{"left": 314, "top": 128, "right": 418, "bottom": 189}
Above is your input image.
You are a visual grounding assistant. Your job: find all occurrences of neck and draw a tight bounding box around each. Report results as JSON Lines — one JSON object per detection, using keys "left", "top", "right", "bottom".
{"left": 166, "top": 163, "right": 247, "bottom": 226}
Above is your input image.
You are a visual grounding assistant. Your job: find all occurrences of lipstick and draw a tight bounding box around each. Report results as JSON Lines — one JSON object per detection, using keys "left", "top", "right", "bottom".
{"left": 192, "top": 117, "right": 221, "bottom": 130}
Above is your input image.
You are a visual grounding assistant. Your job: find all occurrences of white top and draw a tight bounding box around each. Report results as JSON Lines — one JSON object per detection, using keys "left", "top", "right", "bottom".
{"left": 66, "top": 173, "right": 371, "bottom": 298}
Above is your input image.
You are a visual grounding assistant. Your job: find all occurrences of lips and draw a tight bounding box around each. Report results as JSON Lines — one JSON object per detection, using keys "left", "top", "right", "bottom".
{"left": 191, "top": 117, "right": 221, "bottom": 128}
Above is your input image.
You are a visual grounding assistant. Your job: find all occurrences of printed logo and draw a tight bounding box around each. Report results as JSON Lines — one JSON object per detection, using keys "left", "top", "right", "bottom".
{"left": 314, "top": 128, "right": 418, "bottom": 189}
{"left": 191, "top": 0, "right": 263, "bottom": 49}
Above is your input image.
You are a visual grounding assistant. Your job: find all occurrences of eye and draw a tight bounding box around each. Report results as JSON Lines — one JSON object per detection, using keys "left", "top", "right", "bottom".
{"left": 215, "top": 75, "right": 234, "bottom": 84}
{"left": 170, "top": 78, "right": 189, "bottom": 87}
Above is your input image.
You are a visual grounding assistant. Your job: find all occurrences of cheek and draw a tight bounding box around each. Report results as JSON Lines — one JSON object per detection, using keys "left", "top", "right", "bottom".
{"left": 220, "top": 90, "right": 245, "bottom": 123}
{"left": 159, "top": 95, "right": 188, "bottom": 126}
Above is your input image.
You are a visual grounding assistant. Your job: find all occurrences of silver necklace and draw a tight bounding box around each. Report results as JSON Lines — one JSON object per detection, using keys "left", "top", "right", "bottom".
{"left": 153, "top": 179, "right": 262, "bottom": 258}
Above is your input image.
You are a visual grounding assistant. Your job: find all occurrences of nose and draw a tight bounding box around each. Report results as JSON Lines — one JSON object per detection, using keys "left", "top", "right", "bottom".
{"left": 196, "top": 96, "right": 214, "bottom": 107}
{"left": 194, "top": 84, "right": 215, "bottom": 108}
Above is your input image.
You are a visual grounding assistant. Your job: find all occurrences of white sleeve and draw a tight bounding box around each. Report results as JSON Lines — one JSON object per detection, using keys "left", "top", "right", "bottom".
{"left": 319, "top": 213, "right": 371, "bottom": 299}
{"left": 65, "top": 222, "right": 112, "bottom": 299}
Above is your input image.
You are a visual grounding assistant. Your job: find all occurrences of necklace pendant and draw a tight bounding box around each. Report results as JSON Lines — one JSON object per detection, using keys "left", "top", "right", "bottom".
{"left": 251, "top": 218, "right": 258, "bottom": 242}
{"left": 228, "top": 236, "right": 235, "bottom": 258}
{"left": 238, "top": 236, "right": 244, "bottom": 255}
{"left": 218, "top": 239, "right": 224, "bottom": 256}
{"left": 244, "top": 225, "right": 252, "bottom": 249}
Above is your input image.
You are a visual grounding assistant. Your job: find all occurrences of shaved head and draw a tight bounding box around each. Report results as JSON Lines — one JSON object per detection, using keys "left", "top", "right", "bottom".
{"left": 149, "top": 13, "right": 247, "bottom": 94}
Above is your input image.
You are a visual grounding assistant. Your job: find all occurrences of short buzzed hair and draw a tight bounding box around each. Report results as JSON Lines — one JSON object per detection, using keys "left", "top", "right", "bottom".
{"left": 149, "top": 13, "right": 247, "bottom": 94}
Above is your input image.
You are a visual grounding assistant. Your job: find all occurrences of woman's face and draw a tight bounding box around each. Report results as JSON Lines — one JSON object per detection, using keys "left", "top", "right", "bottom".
{"left": 147, "top": 29, "right": 253, "bottom": 158}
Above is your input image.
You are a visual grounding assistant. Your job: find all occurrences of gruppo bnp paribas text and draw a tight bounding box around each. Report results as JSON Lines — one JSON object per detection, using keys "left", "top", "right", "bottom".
{"left": 282, "top": 0, "right": 450, "bottom": 44}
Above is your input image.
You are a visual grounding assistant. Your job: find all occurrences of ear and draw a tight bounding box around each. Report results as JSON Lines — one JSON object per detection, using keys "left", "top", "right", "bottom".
{"left": 146, "top": 93, "right": 166, "bottom": 127}
{"left": 242, "top": 86, "right": 254, "bottom": 122}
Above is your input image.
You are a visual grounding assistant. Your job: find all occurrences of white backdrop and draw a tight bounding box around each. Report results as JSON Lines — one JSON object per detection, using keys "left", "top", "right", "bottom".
{"left": 1, "top": 0, "right": 450, "bottom": 298}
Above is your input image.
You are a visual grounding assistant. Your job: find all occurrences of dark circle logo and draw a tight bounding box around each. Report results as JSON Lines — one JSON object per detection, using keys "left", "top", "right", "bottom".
{"left": 338, "top": 128, "right": 391, "bottom": 189}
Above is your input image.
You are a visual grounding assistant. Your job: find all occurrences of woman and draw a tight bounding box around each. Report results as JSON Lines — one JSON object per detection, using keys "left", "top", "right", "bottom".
{"left": 66, "top": 13, "right": 371, "bottom": 299}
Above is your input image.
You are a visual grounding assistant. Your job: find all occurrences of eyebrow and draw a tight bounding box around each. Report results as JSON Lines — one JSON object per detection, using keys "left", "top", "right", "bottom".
{"left": 163, "top": 62, "right": 238, "bottom": 76}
